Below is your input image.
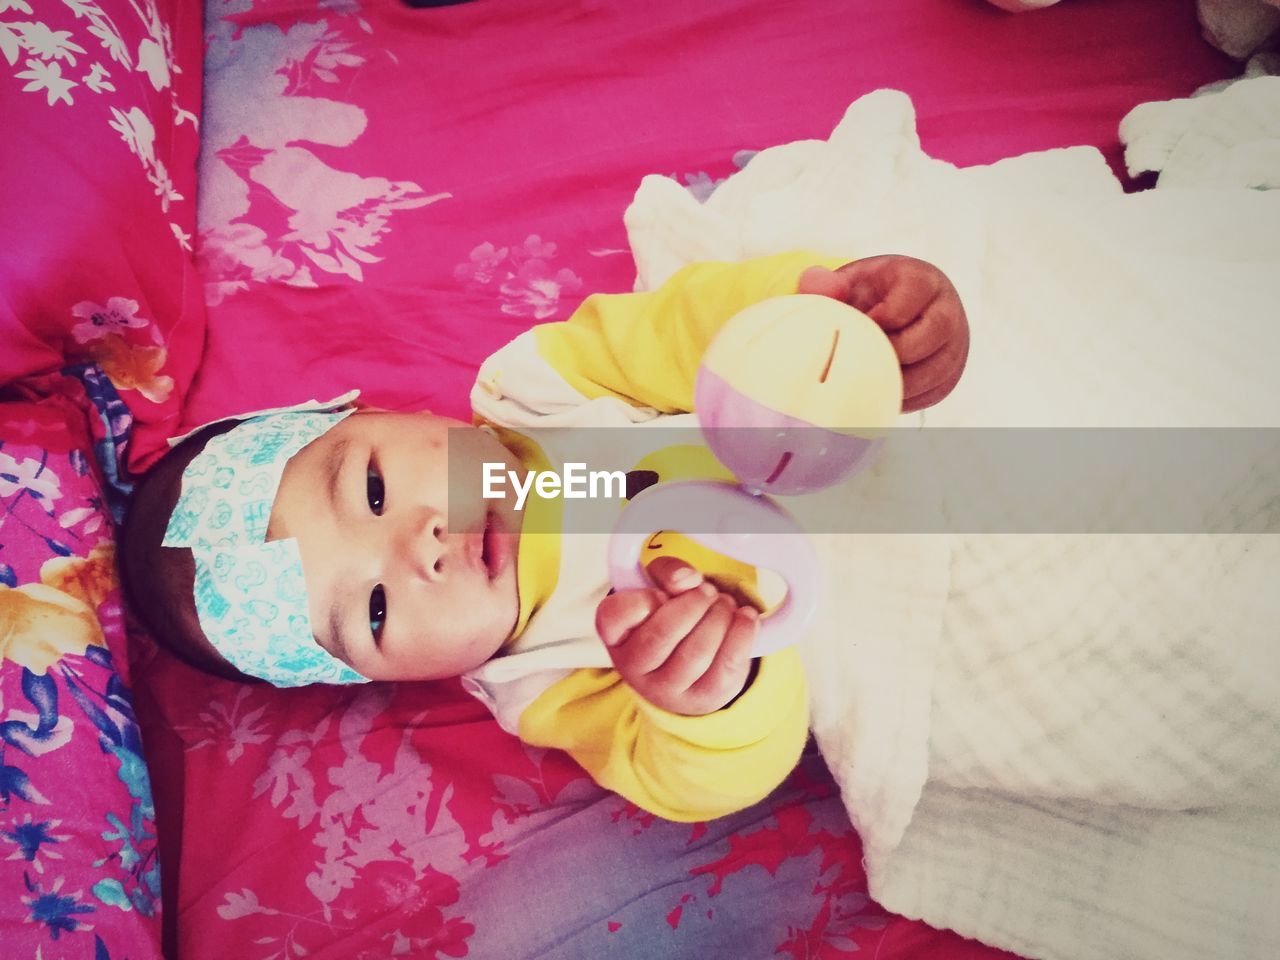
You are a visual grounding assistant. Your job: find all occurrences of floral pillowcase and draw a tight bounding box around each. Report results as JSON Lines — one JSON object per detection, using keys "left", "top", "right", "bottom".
{"left": 1, "top": 0, "right": 207, "bottom": 472}
{"left": 1, "top": 0, "right": 208, "bottom": 954}
{"left": 1, "top": 375, "right": 162, "bottom": 960}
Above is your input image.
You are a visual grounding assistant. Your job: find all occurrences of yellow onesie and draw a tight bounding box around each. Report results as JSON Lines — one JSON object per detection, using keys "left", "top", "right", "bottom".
{"left": 462, "top": 251, "right": 844, "bottom": 822}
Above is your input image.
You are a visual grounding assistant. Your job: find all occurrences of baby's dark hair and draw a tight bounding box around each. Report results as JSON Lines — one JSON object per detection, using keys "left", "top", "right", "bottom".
{"left": 118, "top": 422, "right": 258, "bottom": 683}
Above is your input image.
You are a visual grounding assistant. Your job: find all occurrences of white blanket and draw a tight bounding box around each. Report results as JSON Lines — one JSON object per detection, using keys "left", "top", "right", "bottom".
{"left": 625, "top": 79, "right": 1280, "bottom": 960}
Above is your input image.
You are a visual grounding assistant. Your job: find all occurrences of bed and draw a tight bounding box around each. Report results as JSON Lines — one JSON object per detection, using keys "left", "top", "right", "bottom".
{"left": 0, "top": 1, "right": 1239, "bottom": 957}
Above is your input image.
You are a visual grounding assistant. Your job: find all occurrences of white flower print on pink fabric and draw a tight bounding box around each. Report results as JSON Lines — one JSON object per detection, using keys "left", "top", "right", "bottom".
{"left": 15, "top": 57, "right": 75, "bottom": 105}
{"left": 58, "top": 505, "right": 104, "bottom": 537}
{"left": 216, "top": 888, "right": 265, "bottom": 921}
{"left": 209, "top": 688, "right": 479, "bottom": 957}
{"left": 456, "top": 234, "right": 582, "bottom": 321}
{"left": 69, "top": 297, "right": 149, "bottom": 344}
{"left": 273, "top": 21, "right": 361, "bottom": 90}
{"left": 499, "top": 258, "right": 583, "bottom": 320}
{"left": 178, "top": 686, "right": 273, "bottom": 765}
{"left": 515, "top": 234, "right": 557, "bottom": 260}
{"left": 16, "top": 21, "right": 85, "bottom": 64}
{"left": 198, "top": 12, "right": 448, "bottom": 303}
{"left": 3, "top": 0, "right": 192, "bottom": 244}
{"left": 453, "top": 242, "right": 508, "bottom": 287}
{"left": 83, "top": 61, "right": 112, "bottom": 93}
{"left": 0, "top": 450, "right": 62, "bottom": 507}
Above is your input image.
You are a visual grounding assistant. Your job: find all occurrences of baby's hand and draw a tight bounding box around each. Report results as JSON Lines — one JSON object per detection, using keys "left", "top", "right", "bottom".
{"left": 798, "top": 255, "right": 969, "bottom": 412}
{"left": 595, "top": 556, "right": 760, "bottom": 716}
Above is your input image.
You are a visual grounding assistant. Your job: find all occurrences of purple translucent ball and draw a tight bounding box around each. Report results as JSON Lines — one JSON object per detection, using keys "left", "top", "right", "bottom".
{"left": 694, "top": 368, "right": 881, "bottom": 496}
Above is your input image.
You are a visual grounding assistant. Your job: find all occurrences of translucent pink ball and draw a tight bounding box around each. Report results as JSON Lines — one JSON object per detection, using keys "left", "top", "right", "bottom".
{"left": 694, "top": 367, "right": 881, "bottom": 496}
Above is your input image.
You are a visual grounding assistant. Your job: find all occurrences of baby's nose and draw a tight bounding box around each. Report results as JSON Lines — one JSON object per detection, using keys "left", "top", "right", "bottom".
{"left": 400, "top": 509, "right": 447, "bottom": 582}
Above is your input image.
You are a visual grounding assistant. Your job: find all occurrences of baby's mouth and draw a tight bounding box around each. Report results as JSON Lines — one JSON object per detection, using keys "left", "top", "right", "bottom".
{"left": 481, "top": 510, "right": 511, "bottom": 581}
{"left": 469, "top": 511, "right": 497, "bottom": 580}
{"left": 480, "top": 513, "right": 493, "bottom": 576}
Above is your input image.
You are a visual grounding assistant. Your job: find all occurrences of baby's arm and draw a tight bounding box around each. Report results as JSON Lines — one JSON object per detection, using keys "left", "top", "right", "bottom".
{"left": 515, "top": 559, "right": 809, "bottom": 822}
{"left": 533, "top": 251, "right": 831, "bottom": 413}
{"left": 524, "top": 251, "right": 967, "bottom": 416}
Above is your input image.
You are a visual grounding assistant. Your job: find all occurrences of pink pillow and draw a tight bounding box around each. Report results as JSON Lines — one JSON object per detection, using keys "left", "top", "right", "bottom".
{"left": 0, "top": 0, "right": 207, "bottom": 471}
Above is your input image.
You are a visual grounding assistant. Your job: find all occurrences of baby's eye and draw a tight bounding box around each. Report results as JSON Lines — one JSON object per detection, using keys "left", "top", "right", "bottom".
{"left": 366, "top": 467, "right": 385, "bottom": 515}
{"left": 369, "top": 584, "right": 386, "bottom": 642}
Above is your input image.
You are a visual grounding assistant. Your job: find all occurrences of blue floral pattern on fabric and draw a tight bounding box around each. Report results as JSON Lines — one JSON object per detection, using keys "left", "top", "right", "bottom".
{"left": 65, "top": 362, "right": 136, "bottom": 524}
{"left": 2, "top": 384, "right": 163, "bottom": 958}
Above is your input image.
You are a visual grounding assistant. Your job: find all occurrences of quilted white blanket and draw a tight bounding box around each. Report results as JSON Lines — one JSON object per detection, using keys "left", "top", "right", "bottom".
{"left": 625, "top": 79, "right": 1280, "bottom": 960}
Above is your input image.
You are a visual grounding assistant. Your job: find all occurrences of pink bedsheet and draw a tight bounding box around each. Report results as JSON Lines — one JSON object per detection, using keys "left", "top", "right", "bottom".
{"left": 132, "top": 1, "right": 1230, "bottom": 957}
{"left": 177, "top": 0, "right": 1229, "bottom": 446}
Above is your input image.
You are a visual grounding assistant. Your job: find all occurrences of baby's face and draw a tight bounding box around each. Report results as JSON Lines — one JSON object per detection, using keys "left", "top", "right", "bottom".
{"left": 267, "top": 410, "right": 523, "bottom": 681}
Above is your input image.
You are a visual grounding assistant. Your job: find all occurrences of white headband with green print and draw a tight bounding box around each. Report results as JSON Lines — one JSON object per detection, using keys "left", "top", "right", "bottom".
{"left": 161, "top": 397, "right": 371, "bottom": 687}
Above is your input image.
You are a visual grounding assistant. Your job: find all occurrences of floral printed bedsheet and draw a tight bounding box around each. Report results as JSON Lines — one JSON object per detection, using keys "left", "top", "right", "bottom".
{"left": 0, "top": 0, "right": 1232, "bottom": 957}
{"left": 141, "top": 1, "right": 1228, "bottom": 958}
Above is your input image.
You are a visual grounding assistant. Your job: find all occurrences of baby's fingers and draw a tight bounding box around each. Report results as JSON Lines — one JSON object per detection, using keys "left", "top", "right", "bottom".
{"left": 610, "top": 583, "right": 719, "bottom": 675}
{"left": 596, "top": 589, "right": 665, "bottom": 649}
{"left": 900, "top": 313, "right": 969, "bottom": 411}
{"left": 644, "top": 555, "right": 704, "bottom": 595}
{"left": 644, "top": 594, "right": 736, "bottom": 699}
{"left": 886, "top": 299, "right": 952, "bottom": 365}
{"left": 796, "top": 265, "right": 847, "bottom": 300}
{"left": 686, "top": 605, "right": 758, "bottom": 706}
{"left": 801, "top": 258, "right": 933, "bottom": 331}
{"left": 865, "top": 273, "right": 939, "bottom": 334}
{"left": 839, "top": 257, "right": 939, "bottom": 330}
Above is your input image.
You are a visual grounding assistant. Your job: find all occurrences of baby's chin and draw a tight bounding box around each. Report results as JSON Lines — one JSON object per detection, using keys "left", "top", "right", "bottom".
{"left": 487, "top": 588, "right": 521, "bottom": 657}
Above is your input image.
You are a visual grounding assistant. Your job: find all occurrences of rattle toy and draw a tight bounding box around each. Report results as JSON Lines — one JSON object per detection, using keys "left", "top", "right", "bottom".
{"left": 607, "top": 294, "right": 903, "bottom": 657}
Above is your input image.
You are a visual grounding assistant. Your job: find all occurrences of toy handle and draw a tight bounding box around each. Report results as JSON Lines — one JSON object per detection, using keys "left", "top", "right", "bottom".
{"left": 607, "top": 481, "right": 821, "bottom": 658}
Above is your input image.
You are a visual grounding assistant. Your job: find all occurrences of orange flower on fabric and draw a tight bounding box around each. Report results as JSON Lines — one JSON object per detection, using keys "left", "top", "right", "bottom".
{"left": 40, "top": 542, "right": 117, "bottom": 612}
{"left": 87, "top": 333, "right": 174, "bottom": 404}
{"left": 0, "top": 583, "right": 103, "bottom": 674}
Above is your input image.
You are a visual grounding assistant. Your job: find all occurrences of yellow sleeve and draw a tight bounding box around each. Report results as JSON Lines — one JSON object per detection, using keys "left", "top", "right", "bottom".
{"left": 534, "top": 252, "right": 847, "bottom": 413}
{"left": 517, "top": 649, "right": 810, "bottom": 822}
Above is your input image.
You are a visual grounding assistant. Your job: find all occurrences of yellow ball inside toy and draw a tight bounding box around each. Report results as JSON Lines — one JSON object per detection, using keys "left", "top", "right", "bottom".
{"left": 701, "top": 294, "right": 903, "bottom": 437}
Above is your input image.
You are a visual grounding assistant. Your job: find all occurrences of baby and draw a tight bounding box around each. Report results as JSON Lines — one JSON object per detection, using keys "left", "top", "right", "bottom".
{"left": 119, "top": 251, "right": 968, "bottom": 822}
